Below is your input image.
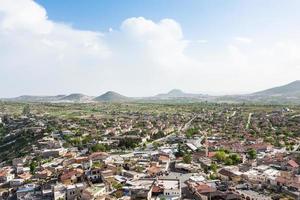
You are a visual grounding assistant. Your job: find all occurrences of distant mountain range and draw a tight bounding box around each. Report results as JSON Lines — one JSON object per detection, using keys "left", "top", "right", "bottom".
{"left": 155, "top": 89, "right": 207, "bottom": 99}
{"left": 60, "top": 93, "right": 94, "bottom": 102}
{"left": 1, "top": 80, "right": 300, "bottom": 104}
{"left": 252, "top": 80, "right": 300, "bottom": 96}
{"left": 1, "top": 95, "right": 67, "bottom": 102}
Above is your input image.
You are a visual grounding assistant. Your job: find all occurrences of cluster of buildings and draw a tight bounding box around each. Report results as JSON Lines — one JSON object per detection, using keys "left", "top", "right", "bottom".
{"left": 0, "top": 105, "right": 300, "bottom": 200}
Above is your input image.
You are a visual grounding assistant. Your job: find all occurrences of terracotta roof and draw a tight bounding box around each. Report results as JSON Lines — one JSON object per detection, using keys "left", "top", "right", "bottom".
{"left": 152, "top": 185, "right": 163, "bottom": 193}
{"left": 289, "top": 182, "right": 300, "bottom": 189}
{"left": 89, "top": 152, "right": 109, "bottom": 160}
{"left": 195, "top": 183, "right": 216, "bottom": 193}
{"left": 275, "top": 176, "right": 288, "bottom": 184}
{"left": 287, "top": 160, "right": 299, "bottom": 168}
{"left": 75, "top": 156, "right": 89, "bottom": 163}
{"left": 60, "top": 169, "right": 83, "bottom": 181}
{"left": 18, "top": 172, "right": 32, "bottom": 180}
{"left": 0, "top": 170, "right": 7, "bottom": 177}
{"left": 147, "top": 166, "right": 161, "bottom": 175}
{"left": 208, "top": 152, "right": 216, "bottom": 158}
{"left": 158, "top": 155, "right": 169, "bottom": 161}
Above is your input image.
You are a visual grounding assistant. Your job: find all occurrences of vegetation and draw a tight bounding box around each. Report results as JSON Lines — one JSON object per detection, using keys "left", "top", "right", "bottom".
{"left": 214, "top": 150, "right": 241, "bottom": 165}
{"left": 91, "top": 144, "right": 109, "bottom": 152}
{"left": 210, "top": 163, "right": 218, "bottom": 173}
{"left": 185, "top": 127, "right": 199, "bottom": 138}
{"left": 175, "top": 143, "right": 185, "bottom": 157}
{"left": 22, "top": 104, "right": 31, "bottom": 116}
{"left": 118, "top": 138, "right": 141, "bottom": 149}
{"left": 183, "top": 153, "right": 192, "bottom": 164}
{"left": 30, "top": 161, "right": 38, "bottom": 174}
{"left": 247, "top": 149, "right": 257, "bottom": 159}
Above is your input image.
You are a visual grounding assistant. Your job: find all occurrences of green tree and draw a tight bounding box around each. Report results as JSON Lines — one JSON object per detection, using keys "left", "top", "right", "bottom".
{"left": 185, "top": 128, "right": 198, "bottom": 139}
{"left": 224, "top": 158, "right": 233, "bottom": 165}
{"left": 183, "top": 153, "right": 192, "bottom": 164}
{"left": 22, "top": 104, "right": 30, "bottom": 116}
{"left": 175, "top": 143, "right": 184, "bottom": 157}
{"left": 209, "top": 173, "right": 217, "bottom": 180}
{"left": 210, "top": 163, "right": 218, "bottom": 173}
{"left": 152, "top": 142, "right": 159, "bottom": 150}
{"left": 214, "top": 150, "right": 227, "bottom": 162}
{"left": 112, "top": 182, "right": 123, "bottom": 190}
{"left": 91, "top": 144, "right": 108, "bottom": 152}
{"left": 30, "top": 161, "right": 37, "bottom": 174}
{"left": 229, "top": 153, "right": 241, "bottom": 164}
{"left": 247, "top": 149, "right": 257, "bottom": 159}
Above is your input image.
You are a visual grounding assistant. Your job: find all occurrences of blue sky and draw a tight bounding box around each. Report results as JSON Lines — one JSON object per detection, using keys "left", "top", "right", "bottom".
{"left": 0, "top": 0, "right": 300, "bottom": 97}
{"left": 35, "top": 0, "right": 300, "bottom": 40}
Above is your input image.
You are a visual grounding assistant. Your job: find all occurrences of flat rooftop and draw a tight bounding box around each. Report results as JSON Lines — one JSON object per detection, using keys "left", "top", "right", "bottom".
{"left": 157, "top": 179, "right": 180, "bottom": 190}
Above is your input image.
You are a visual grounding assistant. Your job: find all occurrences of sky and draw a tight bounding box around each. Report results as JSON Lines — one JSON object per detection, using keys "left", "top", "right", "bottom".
{"left": 0, "top": 0, "right": 300, "bottom": 97}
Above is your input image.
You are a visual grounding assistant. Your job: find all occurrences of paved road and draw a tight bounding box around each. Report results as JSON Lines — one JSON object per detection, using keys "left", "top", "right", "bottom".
{"left": 246, "top": 113, "right": 253, "bottom": 129}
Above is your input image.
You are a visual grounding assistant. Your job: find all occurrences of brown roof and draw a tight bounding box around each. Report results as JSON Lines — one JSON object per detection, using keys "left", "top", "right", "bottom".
{"left": 218, "top": 168, "right": 239, "bottom": 178}
{"left": 89, "top": 152, "right": 109, "bottom": 160}
{"left": 208, "top": 152, "right": 216, "bottom": 158}
{"left": 75, "top": 156, "right": 89, "bottom": 163}
{"left": 195, "top": 183, "right": 216, "bottom": 193}
{"left": 60, "top": 169, "right": 83, "bottom": 181}
{"left": 275, "top": 177, "right": 288, "bottom": 184}
{"left": 287, "top": 160, "right": 299, "bottom": 168}
{"left": 0, "top": 170, "right": 7, "bottom": 177}
{"left": 152, "top": 185, "right": 163, "bottom": 193}
{"left": 18, "top": 172, "right": 32, "bottom": 180}
{"left": 158, "top": 155, "right": 169, "bottom": 161}
{"left": 147, "top": 166, "right": 161, "bottom": 175}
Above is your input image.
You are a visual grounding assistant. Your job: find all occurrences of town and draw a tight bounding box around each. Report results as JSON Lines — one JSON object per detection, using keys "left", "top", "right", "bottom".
{"left": 0, "top": 102, "right": 299, "bottom": 200}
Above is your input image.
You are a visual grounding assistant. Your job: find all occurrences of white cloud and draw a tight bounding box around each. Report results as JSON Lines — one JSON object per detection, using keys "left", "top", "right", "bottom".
{"left": 119, "top": 17, "right": 192, "bottom": 70}
{"left": 0, "top": 0, "right": 299, "bottom": 97}
{"left": 234, "top": 37, "right": 253, "bottom": 44}
{"left": 196, "top": 39, "right": 208, "bottom": 44}
{"left": 0, "top": 0, "right": 53, "bottom": 34}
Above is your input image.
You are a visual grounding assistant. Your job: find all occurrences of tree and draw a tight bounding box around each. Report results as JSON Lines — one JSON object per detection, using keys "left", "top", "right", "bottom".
{"left": 152, "top": 131, "right": 165, "bottom": 140}
{"left": 175, "top": 143, "right": 184, "bottom": 157}
{"left": 224, "top": 158, "right": 233, "bottom": 165}
{"left": 185, "top": 128, "right": 198, "bottom": 139}
{"left": 92, "top": 161, "right": 104, "bottom": 169}
{"left": 91, "top": 144, "right": 108, "bottom": 152}
{"left": 152, "top": 142, "right": 160, "bottom": 150}
{"left": 22, "top": 105, "right": 30, "bottom": 116}
{"left": 112, "top": 182, "right": 123, "bottom": 190}
{"left": 247, "top": 149, "right": 257, "bottom": 159}
{"left": 143, "top": 143, "right": 146, "bottom": 148}
{"left": 118, "top": 138, "right": 141, "bottom": 149}
{"left": 214, "top": 150, "right": 227, "bottom": 162}
{"left": 209, "top": 173, "right": 217, "bottom": 180}
{"left": 30, "top": 161, "right": 37, "bottom": 174}
{"left": 229, "top": 153, "right": 241, "bottom": 164}
{"left": 183, "top": 153, "right": 192, "bottom": 164}
{"left": 210, "top": 163, "right": 218, "bottom": 173}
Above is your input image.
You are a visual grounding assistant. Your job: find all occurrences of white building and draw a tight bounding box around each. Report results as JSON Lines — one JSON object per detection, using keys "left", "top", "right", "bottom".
{"left": 157, "top": 179, "right": 181, "bottom": 199}
{"left": 66, "top": 183, "right": 85, "bottom": 200}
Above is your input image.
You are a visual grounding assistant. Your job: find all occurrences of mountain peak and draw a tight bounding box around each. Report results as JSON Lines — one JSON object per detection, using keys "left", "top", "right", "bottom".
{"left": 61, "top": 93, "right": 92, "bottom": 102}
{"left": 253, "top": 80, "right": 300, "bottom": 96}
{"left": 289, "top": 80, "right": 300, "bottom": 85}
{"left": 168, "top": 89, "right": 185, "bottom": 95}
{"left": 94, "top": 91, "right": 129, "bottom": 102}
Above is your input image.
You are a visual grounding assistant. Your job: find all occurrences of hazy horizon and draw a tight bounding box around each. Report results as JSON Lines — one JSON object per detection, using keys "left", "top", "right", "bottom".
{"left": 1, "top": 0, "right": 300, "bottom": 97}
{"left": 2, "top": 79, "right": 300, "bottom": 99}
